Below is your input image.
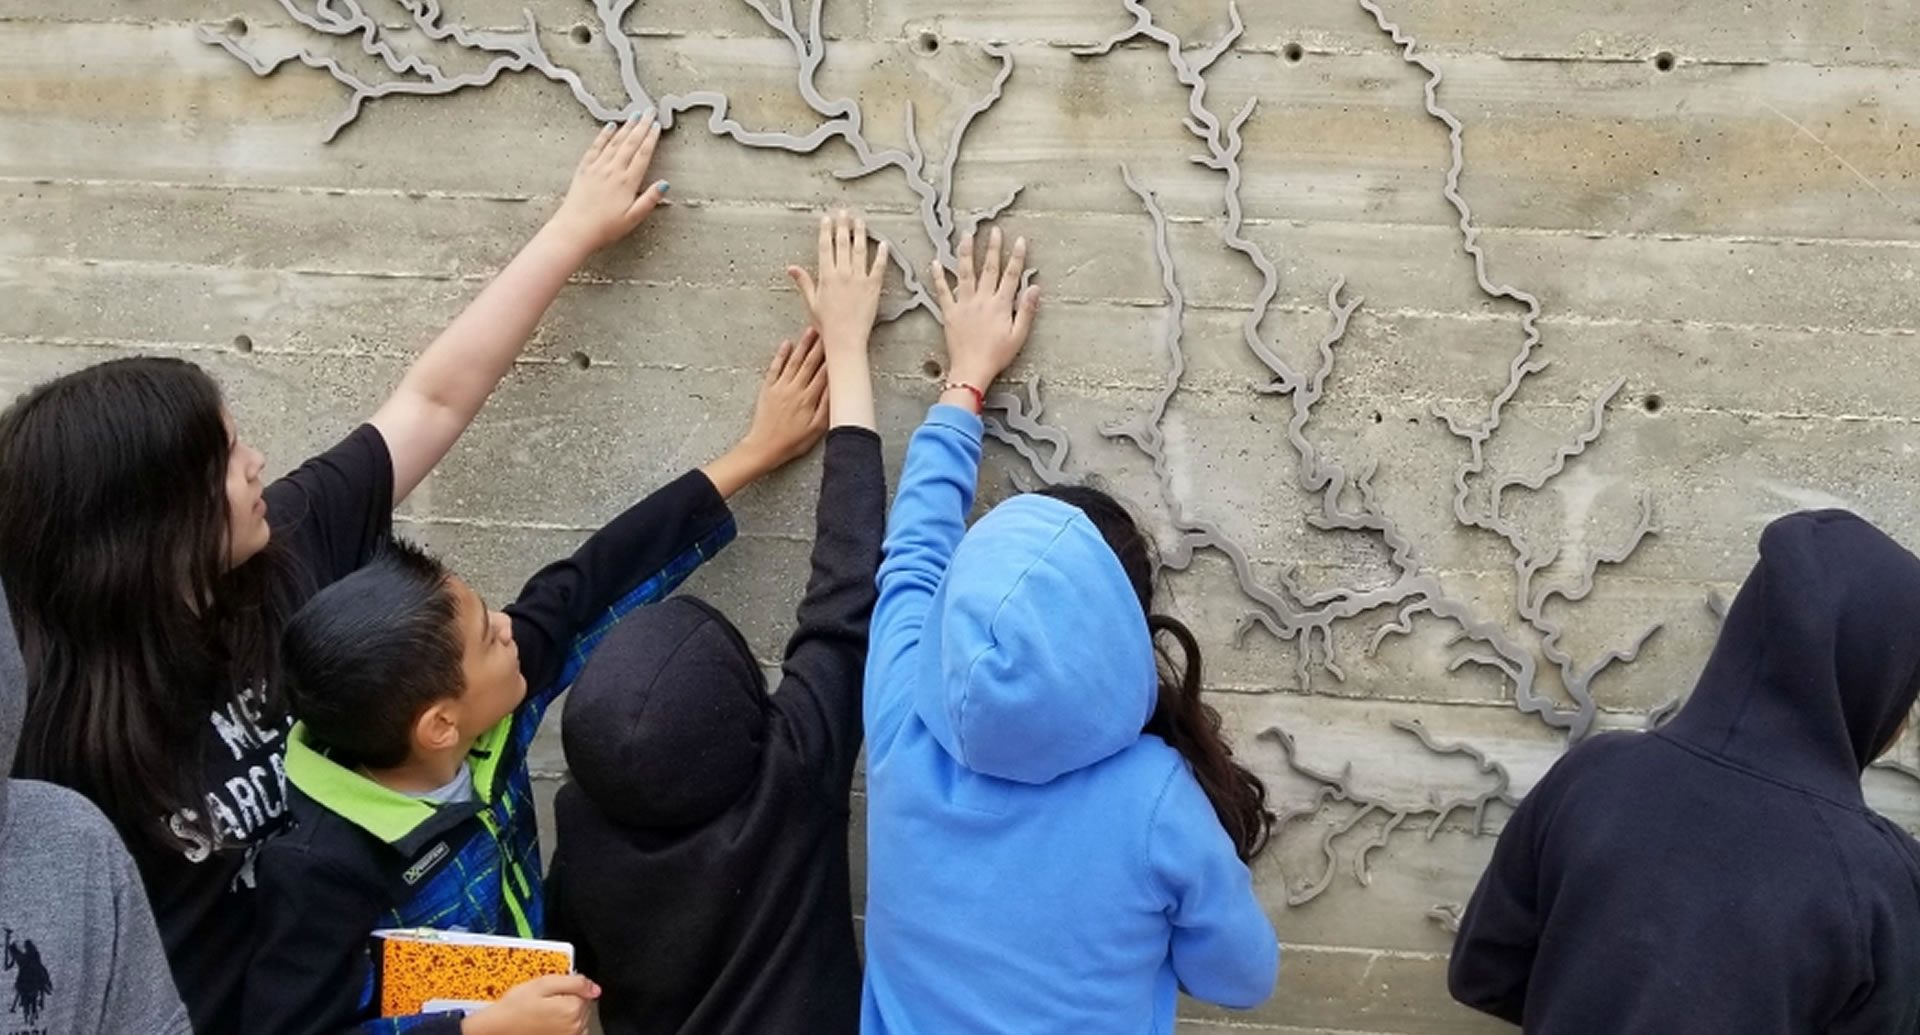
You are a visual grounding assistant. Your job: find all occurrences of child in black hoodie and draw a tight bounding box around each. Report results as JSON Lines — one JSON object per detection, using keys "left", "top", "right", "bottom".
{"left": 546, "top": 210, "right": 890, "bottom": 1035}
{"left": 1450, "top": 509, "right": 1920, "bottom": 1034}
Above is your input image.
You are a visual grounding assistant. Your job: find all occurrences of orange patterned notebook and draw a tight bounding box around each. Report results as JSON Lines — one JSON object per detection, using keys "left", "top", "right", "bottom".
{"left": 372, "top": 928, "right": 575, "bottom": 1017}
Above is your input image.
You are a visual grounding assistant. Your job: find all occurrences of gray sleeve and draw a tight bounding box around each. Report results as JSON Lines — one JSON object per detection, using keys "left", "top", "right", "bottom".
{"left": 99, "top": 845, "right": 193, "bottom": 1035}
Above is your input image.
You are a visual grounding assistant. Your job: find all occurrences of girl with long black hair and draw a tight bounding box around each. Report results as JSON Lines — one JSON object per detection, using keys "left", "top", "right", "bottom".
{"left": 0, "top": 117, "right": 727, "bottom": 1034}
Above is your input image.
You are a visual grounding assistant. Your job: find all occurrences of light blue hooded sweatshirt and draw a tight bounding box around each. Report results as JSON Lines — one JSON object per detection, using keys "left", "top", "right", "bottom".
{"left": 862, "top": 405, "right": 1279, "bottom": 1035}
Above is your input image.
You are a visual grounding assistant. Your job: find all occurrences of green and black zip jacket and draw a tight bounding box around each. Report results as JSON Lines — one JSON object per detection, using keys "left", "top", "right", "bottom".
{"left": 242, "top": 469, "right": 737, "bottom": 1035}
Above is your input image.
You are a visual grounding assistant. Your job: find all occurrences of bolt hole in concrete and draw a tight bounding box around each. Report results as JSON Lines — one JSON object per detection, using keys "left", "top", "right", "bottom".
{"left": 1653, "top": 50, "right": 1677, "bottom": 72}
{"left": 914, "top": 31, "right": 940, "bottom": 56}
{"left": 1283, "top": 42, "right": 1305, "bottom": 63}
{"left": 570, "top": 351, "right": 592, "bottom": 371}
{"left": 1643, "top": 393, "right": 1664, "bottom": 414}
{"left": 571, "top": 23, "right": 595, "bottom": 45}
{"left": 921, "top": 359, "right": 944, "bottom": 380}
{"left": 226, "top": 16, "right": 249, "bottom": 36}
{"left": 232, "top": 334, "right": 255, "bottom": 353}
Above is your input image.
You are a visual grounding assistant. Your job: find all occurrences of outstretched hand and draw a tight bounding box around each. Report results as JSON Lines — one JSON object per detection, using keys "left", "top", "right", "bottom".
{"left": 788, "top": 209, "right": 886, "bottom": 430}
{"left": 788, "top": 209, "right": 889, "bottom": 356}
{"left": 547, "top": 114, "right": 669, "bottom": 255}
{"left": 742, "top": 329, "right": 831, "bottom": 466}
{"left": 701, "top": 331, "right": 831, "bottom": 499}
{"left": 931, "top": 226, "right": 1039, "bottom": 396}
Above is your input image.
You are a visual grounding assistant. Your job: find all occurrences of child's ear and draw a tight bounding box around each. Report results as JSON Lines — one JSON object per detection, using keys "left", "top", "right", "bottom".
{"left": 413, "top": 701, "right": 463, "bottom": 754}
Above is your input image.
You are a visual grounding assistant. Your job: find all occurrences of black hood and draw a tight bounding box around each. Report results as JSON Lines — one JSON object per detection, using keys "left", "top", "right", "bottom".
{"left": 561, "top": 596, "right": 768, "bottom": 829}
{"left": 1665, "top": 509, "right": 1920, "bottom": 801}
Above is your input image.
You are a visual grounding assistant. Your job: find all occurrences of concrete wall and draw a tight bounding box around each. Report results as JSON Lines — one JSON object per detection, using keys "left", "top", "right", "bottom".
{"left": 6, "top": 0, "right": 1920, "bottom": 1030}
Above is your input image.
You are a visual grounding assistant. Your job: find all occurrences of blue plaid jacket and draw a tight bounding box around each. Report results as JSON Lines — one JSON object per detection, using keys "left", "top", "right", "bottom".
{"left": 245, "top": 471, "right": 737, "bottom": 1035}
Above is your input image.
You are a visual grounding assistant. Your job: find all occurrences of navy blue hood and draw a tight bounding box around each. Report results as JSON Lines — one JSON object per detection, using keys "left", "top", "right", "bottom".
{"left": 1666, "top": 509, "right": 1920, "bottom": 800}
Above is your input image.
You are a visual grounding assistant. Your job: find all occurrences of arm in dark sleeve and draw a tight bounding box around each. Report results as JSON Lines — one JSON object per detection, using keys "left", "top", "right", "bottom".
{"left": 770, "top": 428, "right": 886, "bottom": 797}
{"left": 506, "top": 470, "right": 737, "bottom": 705}
{"left": 1828, "top": 877, "right": 1920, "bottom": 1035}
{"left": 1448, "top": 764, "right": 1563, "bottom": 1024}
{"left": 245, "top": 841, "right": 464, "bottom": 1035}
{"left": 263, "top": 425, "right": 397, "bottom": 588}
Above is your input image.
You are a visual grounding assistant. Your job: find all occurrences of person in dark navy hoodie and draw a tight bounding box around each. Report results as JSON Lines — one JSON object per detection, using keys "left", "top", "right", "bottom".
{"left": 545, "top": 210, "right": 889, "bottom": 1035}
{"left": 1451, "top": 509, "right": 1920, "bottom": 1034}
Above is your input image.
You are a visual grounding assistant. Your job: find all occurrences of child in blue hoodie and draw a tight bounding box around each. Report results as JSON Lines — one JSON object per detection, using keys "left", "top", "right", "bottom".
{"left": 862, "top": 228, "right": 1281, "bottom": 1034}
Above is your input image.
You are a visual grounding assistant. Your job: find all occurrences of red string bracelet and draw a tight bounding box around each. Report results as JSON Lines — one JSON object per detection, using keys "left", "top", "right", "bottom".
{"left": 944, "top": 381, "right": 986, "bottom": 414}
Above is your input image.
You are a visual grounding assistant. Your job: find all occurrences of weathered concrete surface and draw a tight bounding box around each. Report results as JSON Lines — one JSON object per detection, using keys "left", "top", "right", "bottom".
{"left": 7, "top": 0, "right": 1920, "bottom": 1030}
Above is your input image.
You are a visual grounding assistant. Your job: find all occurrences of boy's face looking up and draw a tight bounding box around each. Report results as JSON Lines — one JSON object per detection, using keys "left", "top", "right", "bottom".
{"left": 413, "top": 575, "right": 527, "bottom": 756}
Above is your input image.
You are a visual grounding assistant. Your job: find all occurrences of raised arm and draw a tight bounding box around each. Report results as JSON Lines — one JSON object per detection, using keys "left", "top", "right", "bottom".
{"left": 370, "top": 117, "right": 669, "bottom": 503}
{"left": 769, "top": 210, "right": 890, "bottom": 787}
{"left": 864, "top": 408, "right": 979, "bottom": 746}
{"left": 866, "top": 227, "right": 1040, "bottom": 746}
{"left": 772, "top": 428, "right": 886, "bottom": 790}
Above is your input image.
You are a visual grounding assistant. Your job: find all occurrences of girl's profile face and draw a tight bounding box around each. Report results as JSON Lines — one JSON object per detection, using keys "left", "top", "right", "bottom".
{"left": 222, "top": 410, "right": 271, "bottom": 570}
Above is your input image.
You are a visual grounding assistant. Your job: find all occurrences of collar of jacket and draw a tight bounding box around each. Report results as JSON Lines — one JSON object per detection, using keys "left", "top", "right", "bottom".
{"left": 285, "top": 715, "right": 515, "bottom": 857}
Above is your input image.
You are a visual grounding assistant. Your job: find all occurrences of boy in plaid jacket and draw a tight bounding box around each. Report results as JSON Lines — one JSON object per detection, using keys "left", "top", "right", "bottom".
{"left": 242, "top": 333, "right": 833, "bottom": 1035}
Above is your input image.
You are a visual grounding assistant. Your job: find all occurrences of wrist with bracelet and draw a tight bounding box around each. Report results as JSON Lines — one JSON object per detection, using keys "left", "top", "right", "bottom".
{"left": 942, "top": 380, "right": 986, "bottom": 414}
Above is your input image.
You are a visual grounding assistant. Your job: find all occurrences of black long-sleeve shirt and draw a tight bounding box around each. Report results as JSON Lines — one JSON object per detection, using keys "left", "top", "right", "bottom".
{"left": 548, "top": 427, "right": 886, "bottom": 1035}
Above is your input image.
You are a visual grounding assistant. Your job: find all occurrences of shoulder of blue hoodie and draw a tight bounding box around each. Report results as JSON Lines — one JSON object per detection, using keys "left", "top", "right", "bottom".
{"left": 0, "top": 590, "right": 192, "bottom": 1035}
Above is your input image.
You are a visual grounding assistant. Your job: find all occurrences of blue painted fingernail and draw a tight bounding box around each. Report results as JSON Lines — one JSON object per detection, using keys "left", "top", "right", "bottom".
{"left": 656, "top": 181, "right": 670, "bottom": 193}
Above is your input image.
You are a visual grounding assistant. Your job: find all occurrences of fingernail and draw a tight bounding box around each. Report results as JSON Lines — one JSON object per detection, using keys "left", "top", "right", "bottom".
{"left": 656, "top": 180, "right": 670, "bottom": 193}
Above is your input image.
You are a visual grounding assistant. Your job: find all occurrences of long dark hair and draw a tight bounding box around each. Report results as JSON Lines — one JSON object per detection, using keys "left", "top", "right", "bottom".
{"left": 1038, "top": 485, "right": 1275, "bottom": 861}
{"left": 0, "top": 357, "right": 301, "bottom": 850}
